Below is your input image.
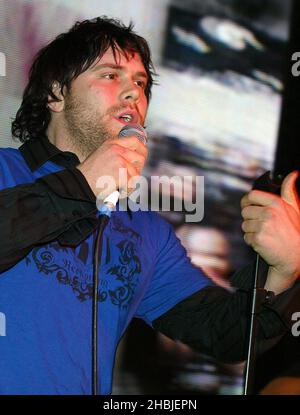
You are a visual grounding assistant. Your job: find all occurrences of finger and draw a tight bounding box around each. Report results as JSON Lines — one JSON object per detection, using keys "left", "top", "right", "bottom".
{"left": 281, "top": 170, "right": 300, "bottom": 213}
{"left": 117, "top": 156, "right": 141, "bottom": 196}
{"left": 241, "top": 189, "right": 280, "bottom": 209}
{"left": 241, "top": 219, "right": 261, "bottom": 233}
{"left": 243, "top": 232, "right": 256, "bottom": 247}
{"left": 118, "top": 148, "right": 146, "bottom": 171}
{"left": 113, "top": 136, "right": 148, "bottom": 157}
{"left": 118, "top": 156, "right": 140, "bottom": 180}
{"left": 241, "top": 205, "right": 265, "bottom": 220}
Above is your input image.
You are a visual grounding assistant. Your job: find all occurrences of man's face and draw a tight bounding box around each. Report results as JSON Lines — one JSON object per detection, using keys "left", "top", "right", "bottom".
{"left": 62, "top": 47, "right": 149, "bottom": 158}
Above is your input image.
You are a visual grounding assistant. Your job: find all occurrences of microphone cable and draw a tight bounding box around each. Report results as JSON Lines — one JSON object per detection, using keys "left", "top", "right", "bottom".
{"left": 92, "top": 213, "right": 109, "bottom": 395}
{"left": 91, "top": 192, "right": 119, "bottom": 395}
{"left": 90, "top": 124, "right": 147, "bottom": 395}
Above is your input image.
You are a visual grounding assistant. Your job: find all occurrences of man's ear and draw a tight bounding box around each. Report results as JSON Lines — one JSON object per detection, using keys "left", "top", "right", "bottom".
{"left": 47, "top": 82, "right": 65, "bottom": 112}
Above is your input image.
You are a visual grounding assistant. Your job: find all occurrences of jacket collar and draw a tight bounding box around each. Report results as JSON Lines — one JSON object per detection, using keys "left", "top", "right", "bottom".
{"left": 19, "top": 135, "right": 80, "bottom": 172}
{"left": 19, "top": 135, "right": 133, "bottom": 218}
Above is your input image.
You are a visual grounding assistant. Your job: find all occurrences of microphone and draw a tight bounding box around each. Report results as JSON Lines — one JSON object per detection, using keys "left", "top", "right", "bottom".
{"left": 118, "top": 123, "right": 148, "bottom": 145}
{"left": 99, "top": 124, "right": 148, "bottom": 216}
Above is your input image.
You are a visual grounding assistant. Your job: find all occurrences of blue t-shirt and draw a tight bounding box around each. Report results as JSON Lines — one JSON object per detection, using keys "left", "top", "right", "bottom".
{"left": 0, "top": 147, "right": 212, "bottom": 395}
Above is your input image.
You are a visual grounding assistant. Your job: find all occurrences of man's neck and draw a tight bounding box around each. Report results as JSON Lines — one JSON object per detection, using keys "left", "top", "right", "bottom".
{"left": 46, "top": 120, "right": 84, "bottom": 162}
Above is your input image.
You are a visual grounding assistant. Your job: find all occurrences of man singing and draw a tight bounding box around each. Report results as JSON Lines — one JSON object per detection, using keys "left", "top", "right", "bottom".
{"left": 0, "top": 16, "right": 299, "bottom": 395}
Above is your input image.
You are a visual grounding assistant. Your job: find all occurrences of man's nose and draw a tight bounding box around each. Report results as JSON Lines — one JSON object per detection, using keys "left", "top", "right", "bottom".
{"left": 120, "top": 81, "right": 140, "bottom": 104}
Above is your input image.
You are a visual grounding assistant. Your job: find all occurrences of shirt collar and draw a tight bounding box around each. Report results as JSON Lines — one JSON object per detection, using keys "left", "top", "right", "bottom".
{"left": 19, "top": 135, "right": 80, "bottom": 172}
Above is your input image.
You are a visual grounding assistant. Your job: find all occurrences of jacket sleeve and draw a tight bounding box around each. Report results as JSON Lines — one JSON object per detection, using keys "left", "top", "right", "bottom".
{"left": 0, "top": 167, "right": 99, "bottom": 273}
{"left": 152, "top": 262, "right": 300, "bottom": 363}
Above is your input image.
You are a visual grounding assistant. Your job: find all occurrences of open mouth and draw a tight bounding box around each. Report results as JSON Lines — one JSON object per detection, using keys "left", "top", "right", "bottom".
{"left": 118, "top": 114, "right": 133, "bottom": 123}
{"left": 116, "top": 110, "right": 139, "bottom": 124}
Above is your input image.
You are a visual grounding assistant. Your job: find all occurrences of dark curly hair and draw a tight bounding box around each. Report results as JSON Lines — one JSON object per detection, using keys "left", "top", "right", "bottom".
{"left": 12, "top": 16, "right": 156, "bottom": 143}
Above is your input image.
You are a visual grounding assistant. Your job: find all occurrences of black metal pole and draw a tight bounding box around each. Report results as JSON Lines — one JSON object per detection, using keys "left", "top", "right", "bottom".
{"left": 243, "top": 172, "right": 282, "bottom": 395}
{"left": 244, "top": 256, "right": 269, "bottom": 394}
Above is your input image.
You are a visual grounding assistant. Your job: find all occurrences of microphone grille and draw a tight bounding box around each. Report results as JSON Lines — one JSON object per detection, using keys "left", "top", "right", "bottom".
{"left": 118, "top": 124, "right": 147, "bottom": 145}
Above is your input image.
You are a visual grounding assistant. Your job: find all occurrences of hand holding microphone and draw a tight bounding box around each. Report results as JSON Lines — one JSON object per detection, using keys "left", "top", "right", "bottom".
{"left": 242, "top": 170, "right": 300, "bottom": 394}
{"left": 241, "top": 170, "right": 300, "bottom": 293}
{"left": 103, "top": 124, "right": 148, "bottom": 210}
{"left": 77, "top": 124, "right": 148, "bottom": 208}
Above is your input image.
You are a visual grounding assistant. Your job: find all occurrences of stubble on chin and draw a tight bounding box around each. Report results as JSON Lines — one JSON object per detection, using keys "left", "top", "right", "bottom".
{"left": 63, "top": 95, "right": 115, "bottom": 160}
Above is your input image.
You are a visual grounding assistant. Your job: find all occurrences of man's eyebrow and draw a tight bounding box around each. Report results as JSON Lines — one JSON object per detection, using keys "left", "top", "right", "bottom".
{"left": 91, "top": 63, "right": 148, "bottom": 79}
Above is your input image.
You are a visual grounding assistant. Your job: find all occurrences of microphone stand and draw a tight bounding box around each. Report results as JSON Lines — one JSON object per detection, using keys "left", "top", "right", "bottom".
{"left": 243, "top": 256, "right": 269, "bottom": 394}
{"left": 243, "top": 171, "right": 282, "bottom": 395}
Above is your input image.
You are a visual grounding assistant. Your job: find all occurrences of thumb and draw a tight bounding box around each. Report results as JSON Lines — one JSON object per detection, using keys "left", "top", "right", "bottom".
{"left": 281, "top": 170, "right": 300, "bottom": 212}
